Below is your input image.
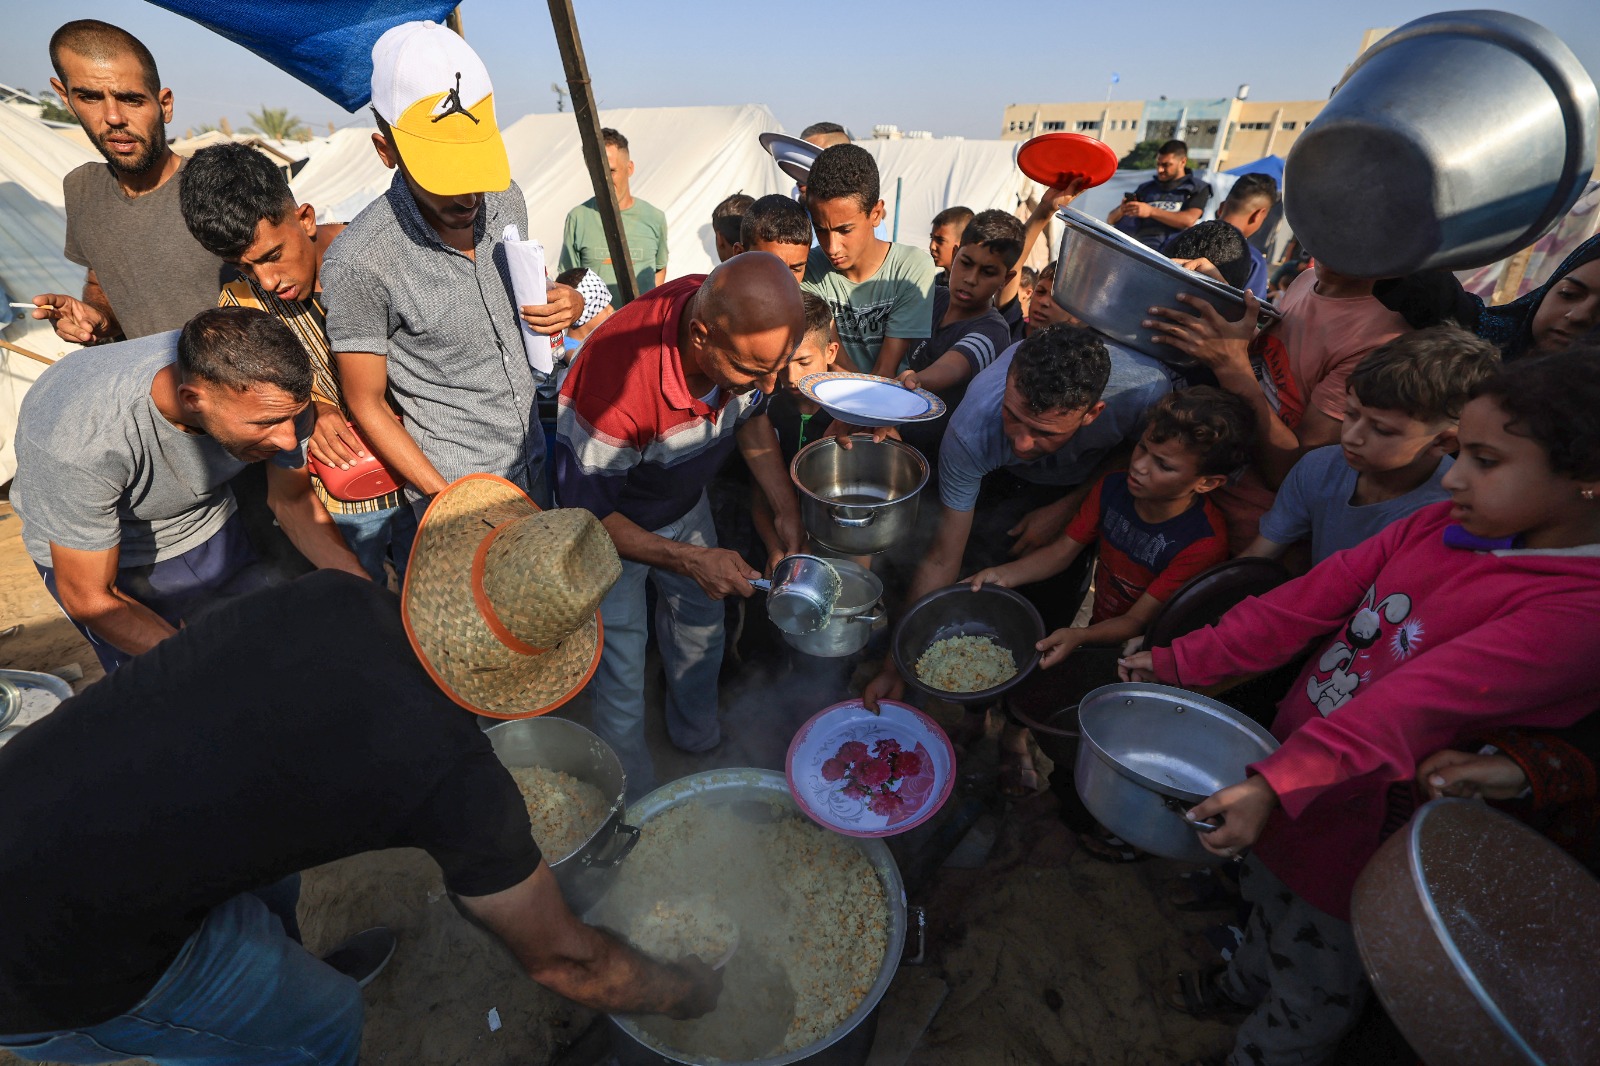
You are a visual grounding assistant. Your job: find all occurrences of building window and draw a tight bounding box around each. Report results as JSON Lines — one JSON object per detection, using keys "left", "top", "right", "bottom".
{"left": 1237, "top": 122, "right": 1272, "bottom": 131}
{"left": 1042, "top": 120, "right": 1066, "bottom": 131}
{"left": 1282, "top": 121, "right": 1298, "bottom": 130}
{"left": 1075, "top": 120, "right": 1101, "bottom": 132}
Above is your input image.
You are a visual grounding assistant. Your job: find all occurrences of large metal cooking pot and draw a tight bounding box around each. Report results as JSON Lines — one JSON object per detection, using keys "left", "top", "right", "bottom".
{"left": 1051, "top": 207, "right": 1281, "bottom": 368}
{"left": 587, "top": 769, "right": 907, "bottom": 1066}
{"left": 485, "top": 717, "right": 639, "bottom": 914}
{"left": 1352, "top": 798, "right": 1600, "bottom": 1066}
{"left": 1285, "top": 9, "right": 1599, "bottom": 277}
{"left": 781, "top": 560, "right": 884, "bottom": 658}
{"left": 891, "top": 584, "right": 1044, "bottom": 706}
{"left": 752, "top": 554, "right": 843, "bottom": 636}
{"left": 1073, "top": 683, "right": 1279, "bottom": 864}
{"left": 791, "top": 436, "right": 928, "bottom": 556}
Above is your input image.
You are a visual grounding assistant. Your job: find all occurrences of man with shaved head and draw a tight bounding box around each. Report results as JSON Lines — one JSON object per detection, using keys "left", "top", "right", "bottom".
{"left": 555, "top": 253, "right": 806, "bottom": 791}
{"left": 32, "top": 19, "right": 226, "bottom": 342}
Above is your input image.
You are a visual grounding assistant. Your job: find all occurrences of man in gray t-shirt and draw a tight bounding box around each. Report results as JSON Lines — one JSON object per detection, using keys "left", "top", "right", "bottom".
{"left": 31, "top": 20, "right": 226, "bottom": 343}
{"left": 11, "top": 308, "right": 365, "bottom": 671}
{"left": 862, "top": 325, "right": 1172, "bottom": 710}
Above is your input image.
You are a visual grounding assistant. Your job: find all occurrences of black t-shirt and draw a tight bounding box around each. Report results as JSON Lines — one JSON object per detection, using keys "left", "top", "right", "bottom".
{"left": 766, "top": 388, "right": 835, "bottom": 464}
{"left": 996, "top": 294, "right": 1026, "bottom": 343}
{"left": 0, "top": 572, "right": 541, "bottom": 1033}
{"left": 1118, "top": 170, "right": 1212, "bottom": 247}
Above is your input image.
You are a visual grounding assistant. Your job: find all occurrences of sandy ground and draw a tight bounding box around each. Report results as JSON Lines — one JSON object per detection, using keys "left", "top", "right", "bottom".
{"left": 0, "top": 505, "right": 1395, "bottom": 1065}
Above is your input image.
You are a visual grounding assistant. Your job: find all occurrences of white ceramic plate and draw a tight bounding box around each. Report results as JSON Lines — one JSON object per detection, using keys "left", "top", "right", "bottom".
{"left": 797, "top": 372, "right": 947, "bottom": 428}
{"left": 786, "top": 698, "right": 955, "bottom": 838}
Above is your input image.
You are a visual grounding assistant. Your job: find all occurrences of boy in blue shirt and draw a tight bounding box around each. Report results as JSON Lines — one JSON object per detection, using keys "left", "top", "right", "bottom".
{"left": 1243, "top": 326, "right": 1501, "bottom": 565}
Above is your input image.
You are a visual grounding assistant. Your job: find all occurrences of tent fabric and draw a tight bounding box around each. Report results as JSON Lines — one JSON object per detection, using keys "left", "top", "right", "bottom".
{"left": 143, "top": 1, "right": 456, "bottom": 112}
{"left": 0, "top": 107, "right": 96, "bottom": 483}
{"left": 1225, "top": 154, "right": 1285, "bottom": 183}
{"left": 296, "top": 105, "right": 793, "bottom": 280}
{"left": 855, "top": 139, "right": 1033, "bottom": 248}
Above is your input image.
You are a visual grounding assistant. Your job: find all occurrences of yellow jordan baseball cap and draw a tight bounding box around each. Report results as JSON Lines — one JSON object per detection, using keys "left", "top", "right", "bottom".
{"left": 370, "top": 21, "right": 511, "bottom": 196}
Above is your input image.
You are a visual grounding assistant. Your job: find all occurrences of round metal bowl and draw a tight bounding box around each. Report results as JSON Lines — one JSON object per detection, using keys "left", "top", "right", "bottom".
{"left": 586, "top": 769, "right": 906, "bottom": 1066}
{"left": 484, "top": 716, "right": 638, "bottom": 914}
{"left": 1051, "top": 206, "right": 1280, "bottom": 368}
{"left": 1074, "top": 682, "right": 1279, "bottom": 864}
{"left": 891, "top": 584, "right": 1045, "bottom": 706}
{"left": 791, "top": 436, "right": 929, "bottom": 556}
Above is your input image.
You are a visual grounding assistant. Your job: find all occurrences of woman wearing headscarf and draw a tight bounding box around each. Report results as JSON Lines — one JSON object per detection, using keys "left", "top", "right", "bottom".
{"left": 1372, "top": 234, "right": 1600, "bottom": 358}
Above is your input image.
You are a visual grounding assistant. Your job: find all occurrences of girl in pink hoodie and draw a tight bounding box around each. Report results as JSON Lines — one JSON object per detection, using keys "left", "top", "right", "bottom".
{"left": 1120, "top": 351, "right": 1600, "bottom": 1066}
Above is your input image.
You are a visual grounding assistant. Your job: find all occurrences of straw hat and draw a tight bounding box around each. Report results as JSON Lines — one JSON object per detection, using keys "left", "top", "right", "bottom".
{"left": 402, "top": 474, "right": 621, "bottom": 718}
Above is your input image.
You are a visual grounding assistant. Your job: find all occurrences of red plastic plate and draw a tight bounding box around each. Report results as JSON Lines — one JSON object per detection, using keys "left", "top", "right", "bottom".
{"left": 1016, "top": 132, "right": 1119, "bottom": 189}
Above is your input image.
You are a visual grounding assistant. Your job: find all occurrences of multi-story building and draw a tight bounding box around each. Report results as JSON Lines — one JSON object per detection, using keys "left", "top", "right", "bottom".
{"left": 999, "top": 94, "right": 1324, "bottom": 170}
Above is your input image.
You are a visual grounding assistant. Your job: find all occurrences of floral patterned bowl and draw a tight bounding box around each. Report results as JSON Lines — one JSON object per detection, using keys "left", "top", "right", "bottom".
{"left": 786, "top": 699, "right": 955, "bottom": 838}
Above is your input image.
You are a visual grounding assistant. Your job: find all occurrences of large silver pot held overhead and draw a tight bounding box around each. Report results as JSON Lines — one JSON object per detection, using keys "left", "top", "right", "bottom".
{"left": 1051, "top": 208, "right": 1280, "bottom": 369}
{"left": 1284, "top": 9, "right": 1599, "bottom": 277}
{"left": 791, "top": 436, "right": 928, "bottom": 556}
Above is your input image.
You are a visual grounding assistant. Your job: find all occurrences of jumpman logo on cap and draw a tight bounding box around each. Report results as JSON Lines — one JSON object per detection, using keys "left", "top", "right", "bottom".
{"left": 432, "top": 72, "right": 480, "bottom": 125}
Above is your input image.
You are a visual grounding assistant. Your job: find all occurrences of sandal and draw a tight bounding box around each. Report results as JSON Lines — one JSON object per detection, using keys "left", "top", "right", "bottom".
{"left": 1165, "top": 964, "right": 1253, "bottom": 1022}
{"left": 1079, "top": 826, "right": 1149, "bottom": 863}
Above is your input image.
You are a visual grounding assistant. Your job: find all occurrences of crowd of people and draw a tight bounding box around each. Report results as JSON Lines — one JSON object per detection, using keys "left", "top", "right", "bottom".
{"left": 2, "top": 14, "right": 1600, "bottom": 1066}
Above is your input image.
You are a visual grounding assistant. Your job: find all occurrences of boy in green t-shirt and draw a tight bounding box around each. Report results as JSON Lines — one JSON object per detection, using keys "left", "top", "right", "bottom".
{"left": 802, "top": 144, "right": 936, "bottom": 376}
{"left": 558, "top": 128, "right": 667, "bottom": 307}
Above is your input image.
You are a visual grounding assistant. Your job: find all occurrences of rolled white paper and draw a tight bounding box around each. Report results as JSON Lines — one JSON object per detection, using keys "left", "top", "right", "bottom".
{"left": 502, "top": 224, "right": 553, "bottom": 376}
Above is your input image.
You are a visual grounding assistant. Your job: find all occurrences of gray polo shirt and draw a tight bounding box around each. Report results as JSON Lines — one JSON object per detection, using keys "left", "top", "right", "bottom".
{"left": 322, "top": 174, "right": 542, "bottom": 494}
{"left": 10, "top": 332, "right": 310, "bottom": 568}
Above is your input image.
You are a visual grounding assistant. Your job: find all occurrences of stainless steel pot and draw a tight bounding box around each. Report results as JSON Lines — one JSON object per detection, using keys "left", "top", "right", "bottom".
{"left": 781, "top": 560, "right": 884, "bottom": 658}
{"left": 1353, "top": 799, "right": 1600, "bottom": 1066}
{"left": 1285, "top": 9, "right": 1599, "bottom": 277}
{"left": 586, "top": 769, "right": 907, "bottom": 1066}
{"left": 1051, "top": 207, "right": 1281, "bottom": 368}
{"left": 485, "top": 717, "right": 639, "bottom": 914}
{"left": 752, "top": 554, "right": 842, "bottom": 636}
{"left": 1073, "top": 683, "right": 1278, "bottom": 864}
{"left": 791, "top": 436, "right": 928, "bottom": 556}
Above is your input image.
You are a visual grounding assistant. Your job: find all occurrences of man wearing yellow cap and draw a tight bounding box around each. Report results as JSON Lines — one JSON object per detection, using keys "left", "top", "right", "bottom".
{"left": 325, "top": 21, "right": 591, "bottom": 529}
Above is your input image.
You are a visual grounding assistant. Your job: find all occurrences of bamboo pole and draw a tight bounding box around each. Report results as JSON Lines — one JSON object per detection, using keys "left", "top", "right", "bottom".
{"left": 0, "top": 338, "right": 56, "bottom": 367}
{"left": 547, "top": 0, "right": 638, "bottom": 306}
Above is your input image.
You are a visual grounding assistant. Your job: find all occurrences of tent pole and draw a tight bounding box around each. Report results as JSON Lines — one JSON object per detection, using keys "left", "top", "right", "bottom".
{"left": 547, "top": 0, "right": 638, "bottom": 306}
{"left": 445, "top": 8, "right": 463, "bottom": 36}
{"left": 892, "top": 177, "right": 902, "bottom": 242}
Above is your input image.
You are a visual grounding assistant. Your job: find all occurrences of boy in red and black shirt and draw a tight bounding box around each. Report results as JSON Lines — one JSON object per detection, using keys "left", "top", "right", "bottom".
{"left": 968, "top": 387, "right": 1254, "bottom": 798}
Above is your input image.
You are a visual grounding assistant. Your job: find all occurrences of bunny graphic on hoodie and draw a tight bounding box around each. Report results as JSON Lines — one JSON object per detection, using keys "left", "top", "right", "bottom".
{"left": 1152, "top": 500, "right": 1600, "bottom": 919}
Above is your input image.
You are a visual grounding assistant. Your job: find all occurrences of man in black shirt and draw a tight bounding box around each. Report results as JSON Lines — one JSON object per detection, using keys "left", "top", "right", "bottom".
{"left": 0, "top": 570, "right": 718, "bottom": 1063}
{"left": 1107, "top": 139, "right": 1212, "bottom": 248}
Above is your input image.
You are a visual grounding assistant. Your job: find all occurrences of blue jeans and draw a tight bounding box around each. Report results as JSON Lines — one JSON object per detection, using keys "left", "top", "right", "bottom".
{"left": 589, "top": 493, "right": 725, "bottom": 796}
{"left": 0, "top": 876, "right": 363, "bottom": 1066}
{"left": 331, "top": 503, "right": 417, "bottom": 585}
{"left": 36, "top": 515, "right": 276, "bottom": 673}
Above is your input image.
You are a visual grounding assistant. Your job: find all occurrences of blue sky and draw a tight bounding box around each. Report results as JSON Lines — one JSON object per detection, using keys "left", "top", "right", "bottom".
{"left": 3, "top": 1, "right": 1595, "bottom": 140}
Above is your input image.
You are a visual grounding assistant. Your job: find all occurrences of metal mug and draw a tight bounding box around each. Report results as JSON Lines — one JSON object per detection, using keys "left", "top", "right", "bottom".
{"left": 751, "top": 554, "right": 843, "bottom": 636}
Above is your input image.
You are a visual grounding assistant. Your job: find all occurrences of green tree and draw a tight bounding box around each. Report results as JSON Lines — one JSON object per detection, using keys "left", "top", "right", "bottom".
{"left": 37, "top": 89, "right": 74, "bottom": 124}
{"left": 1118, "top": 139, "right": 1164, "bottom": 169}
{"left": 247, "top": 105, "right": 309, "bottom": 142}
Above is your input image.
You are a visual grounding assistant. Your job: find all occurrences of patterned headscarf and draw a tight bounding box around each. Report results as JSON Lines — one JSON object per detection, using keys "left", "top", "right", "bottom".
{"left": 1475, "top": 234, "right": 1600, "bottom": 360}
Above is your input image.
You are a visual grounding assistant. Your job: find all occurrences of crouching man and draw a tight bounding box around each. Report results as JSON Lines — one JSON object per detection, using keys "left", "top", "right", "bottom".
{"left": 10, "top": 306, "right": 367, "bottom": 671}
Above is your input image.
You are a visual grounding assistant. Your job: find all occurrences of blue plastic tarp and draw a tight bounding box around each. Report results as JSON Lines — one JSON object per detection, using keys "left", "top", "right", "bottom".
{"left": 1225, "top": 154, "right": 1284, "bottom": 183}
{"left": 143, "top": 0, "right": 458, "bottom": 111}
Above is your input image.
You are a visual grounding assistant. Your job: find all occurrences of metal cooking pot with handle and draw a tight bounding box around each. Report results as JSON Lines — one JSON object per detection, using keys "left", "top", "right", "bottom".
{"left": 791, "top": 436, "right": 928, "bottom": 556}
{"left": 781, "top": 560, "right": 885, "bottom": 658}
{"left": 1073, "top": 682, "right": 1279, "bottom": 864}
{"left": 752, "top": 554, "right": 843, "bottom": 636}
{"left": 484, "top": 717, "right": 638, "bottom": 914}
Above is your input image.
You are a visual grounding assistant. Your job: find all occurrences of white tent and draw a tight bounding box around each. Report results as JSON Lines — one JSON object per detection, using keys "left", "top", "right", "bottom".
{"left": 293, "top": 104, "right": 790, "bottom": 280}
{"left": 0, "top": 105, "right": 95, "bottom": 484}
